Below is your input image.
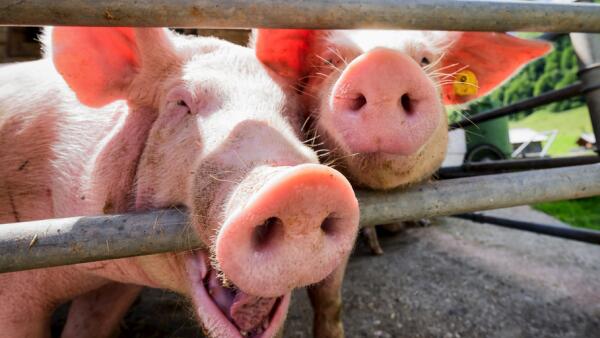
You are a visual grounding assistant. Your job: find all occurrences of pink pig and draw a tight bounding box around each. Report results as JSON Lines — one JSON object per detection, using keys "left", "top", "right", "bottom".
{"left": 254, "top": 29, "right": 551, "bottom": 189}
{"left": 253, "top": 29, "right": 551, "bottom": 336}
{"left": 0, "top": 27, "right": 360, "bottom": 337}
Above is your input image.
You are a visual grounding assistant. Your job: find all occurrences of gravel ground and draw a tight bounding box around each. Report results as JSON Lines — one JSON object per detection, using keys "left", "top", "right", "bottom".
{"left": 52, "top": 209, "right": 600, "bottom": 337}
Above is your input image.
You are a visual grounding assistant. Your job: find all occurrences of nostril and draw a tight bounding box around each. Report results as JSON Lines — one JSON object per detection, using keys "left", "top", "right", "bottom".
{"left": 400, "top": 93, "right": 414, "bottom": 115}
{"left": 252, "top": 217, "right": 284, "bottom": 250}
{"left": 349, "top": 94, "right": 367, "bottom": 111}
{"left": 320, "top": 214, "right": 340, "bottom": 236}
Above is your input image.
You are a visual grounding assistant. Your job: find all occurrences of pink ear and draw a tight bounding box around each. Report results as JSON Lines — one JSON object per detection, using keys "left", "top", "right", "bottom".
{"left": 255, "top": 29, "right": 316, "bottom": 79}
{"left": 52, "top": 27, "right": 139, "bottom": 107}
{"left": 441, "top": 32, "right": 552, "bottom": 105}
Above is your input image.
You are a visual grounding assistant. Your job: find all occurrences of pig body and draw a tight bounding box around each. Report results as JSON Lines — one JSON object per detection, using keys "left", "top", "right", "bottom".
{"left": 254, "top": 28, "right": 551, "bottom": 337}
{"left": 0, "top": 27, "right": 359, "bottom": 338}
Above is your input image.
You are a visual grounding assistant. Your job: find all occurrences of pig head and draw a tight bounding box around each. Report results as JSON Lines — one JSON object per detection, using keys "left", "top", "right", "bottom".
{"left": 0, "top": 27, "right": 359, "bottom": 337}
{"left": 254, "top": 30, "right": 551, "bottom": 189}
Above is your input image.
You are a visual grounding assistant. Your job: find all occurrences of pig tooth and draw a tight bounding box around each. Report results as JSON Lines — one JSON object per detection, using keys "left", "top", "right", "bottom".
{"left": 240, "top": 331, "right": 248, "bottom": 336}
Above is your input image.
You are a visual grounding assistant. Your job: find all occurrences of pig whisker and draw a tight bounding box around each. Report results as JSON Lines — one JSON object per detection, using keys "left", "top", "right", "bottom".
{"left": 424, "top": 59, "right": 457, "bottom": 73}
{"left": 315, "top": 149, "right": 331, "bottom": 157}
{"left": 288, "top": 83, "right": 320, "bottom": 100}
{"left": 435, "top": 81, "right": 479, "bottom": 89}
{"left": 302, "top": 135, "right": 319, "bottom": 145}
{"left": 429, "top": 71, "right": 458, "bottom": 79}
{"left": 324, "top": 152, "right": 358, "bottom": 168}
{"left": 232, "top": 149, "right": 250, "bottom": 170}
{"left": 300, "top": 115, "right": 313, "bottom": 133}
{"left": 207, "top": 174, "right": 238, "bottom": 184}
{"left": 451, "top": 111, "right": 480, "bottom": 130}
{"left": 300, "top": 73, "right": 329, "bottom": 81}
{"left": 422, "top": 52, "right": 447, "bottom": 72}
{"left": 327, "top": 46, "right": 349, "bottom": 66}
{"left": 428, "top": 64, "right": 469, "bottom": 80}
{"left": 314, "top": 71, "right": 333, "bottom": 79}
{"left": 462, "top": 128, "right": 485, "bottom": 138}
{"left": 315, "top": 54, "right": 343, "bottom": 74}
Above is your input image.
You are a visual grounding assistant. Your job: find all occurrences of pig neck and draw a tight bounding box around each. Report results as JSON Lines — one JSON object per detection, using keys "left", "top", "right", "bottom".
{"left": 88, "top": 106, "right": 157, "bottom": 215}
{"left": 74, "top": 105, "right": 183, "bottom": 289}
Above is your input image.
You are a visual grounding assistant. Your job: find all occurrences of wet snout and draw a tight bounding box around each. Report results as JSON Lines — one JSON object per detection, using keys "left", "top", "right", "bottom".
{"left": 330, "top": 48, "right": 443, "bottom": 155}
{"left": 215, "top": 164, "right": 359, "bottom": 298}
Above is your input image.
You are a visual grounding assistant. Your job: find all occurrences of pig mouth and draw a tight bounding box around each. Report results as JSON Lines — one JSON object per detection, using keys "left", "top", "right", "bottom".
{"left": 186, "top": 251, "right": 290, "bottom": 338}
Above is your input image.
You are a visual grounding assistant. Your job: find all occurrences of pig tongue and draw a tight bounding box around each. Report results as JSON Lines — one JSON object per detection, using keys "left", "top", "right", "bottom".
{"left": 205, "top": 269, "right": 277, "bottom": 334}
{"left": 230, "top": 292, "right": 277, "bottom": 332}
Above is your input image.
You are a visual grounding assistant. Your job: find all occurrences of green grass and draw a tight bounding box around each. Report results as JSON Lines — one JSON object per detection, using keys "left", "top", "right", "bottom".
{"left": 509, "top": 105, "right": 594, "bottom": 156}
{"left": 509, "top": 106, "right": 598, "bottom": 231}
{"left": 533, "top": 197, "right": 600, "bottom": 231}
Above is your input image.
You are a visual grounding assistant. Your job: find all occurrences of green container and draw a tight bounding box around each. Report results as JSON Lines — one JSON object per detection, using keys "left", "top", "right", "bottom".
{"left": 464, "top": 116, "right": 513, "bottom": 162}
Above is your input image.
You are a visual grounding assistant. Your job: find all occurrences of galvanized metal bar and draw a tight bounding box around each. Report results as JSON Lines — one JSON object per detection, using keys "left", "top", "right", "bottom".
{"left": 454, "top": 213, "right": 600, "bottom": 245}
{"left": 0, "top": 164, "right": 599, "bottom": 273}
{"left": 438, "top": 155, "right": 600, "bottom": 178}
{"left": 449, "top": 82, "right": 583, "bottom": 130}
{"left": 1, "top": 1, "right": 600, "bottom": 32}
{"left": 358, "top": 163, "right": 600, "bottom": 226}
{"left": 0, "top": 209, "right": 200, "bottom": 273}
{"left": 571, "top": 27, "right": 600, "bottom": 154}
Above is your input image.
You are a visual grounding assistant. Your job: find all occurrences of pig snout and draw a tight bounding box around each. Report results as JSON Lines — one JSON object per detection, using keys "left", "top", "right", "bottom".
{"left": 330, "top": 48, "right": 443, "bottom": 156}
{"left": 216, "top": 163, "right": 359, "bottom": 298}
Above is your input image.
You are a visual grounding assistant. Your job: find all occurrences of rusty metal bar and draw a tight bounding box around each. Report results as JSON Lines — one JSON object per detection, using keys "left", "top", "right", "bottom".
{"left": 0, "top": 164, "right": 599, "bottom": 273}
{"left": 1, "top": 1, "right": 600, "bottom": 32}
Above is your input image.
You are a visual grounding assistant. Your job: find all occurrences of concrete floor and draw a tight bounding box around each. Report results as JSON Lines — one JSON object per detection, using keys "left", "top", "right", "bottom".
{"left": 52, "top": 208, "right": 600, "bottom": 337}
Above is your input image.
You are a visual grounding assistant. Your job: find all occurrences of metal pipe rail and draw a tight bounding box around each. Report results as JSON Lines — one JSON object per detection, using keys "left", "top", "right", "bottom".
{"left": 1, "top": 1, "right": 600, "bottom": 32}
{"left": 1, "top": 164, "right": 599, "bottom": 274}
{"left": 449, "top": 82, "right": 583, "bottom": 130}
{"left": 454, "top": 213, "right": 600, "bottom": 245}
{"left": 437, "top": 155, "right": 600, "bottom": 178}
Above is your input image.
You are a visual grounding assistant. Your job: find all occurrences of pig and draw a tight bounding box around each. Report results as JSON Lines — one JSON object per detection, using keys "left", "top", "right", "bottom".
{"left": 252, "top": 29, "right": 551, "bottom": 336}
{"left": 0, "top": 27, "right": 360, "bottom": 338}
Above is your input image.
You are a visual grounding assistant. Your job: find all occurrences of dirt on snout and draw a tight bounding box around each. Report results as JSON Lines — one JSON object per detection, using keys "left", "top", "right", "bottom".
{"left": 52, "top": 212, "right": 600, "bottom": 338}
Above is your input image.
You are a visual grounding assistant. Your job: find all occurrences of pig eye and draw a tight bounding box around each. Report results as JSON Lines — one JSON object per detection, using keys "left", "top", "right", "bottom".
{"left": 420, "top": 57, "right": 431, "bottom": 67}
{"left": 176, "top": 99, "right": 192, "bottom": 115}
{"left": 175, "top": 99, "right": 192, "bottom": 115}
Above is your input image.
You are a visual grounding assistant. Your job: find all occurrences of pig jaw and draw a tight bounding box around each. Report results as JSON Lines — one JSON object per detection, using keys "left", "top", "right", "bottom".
{"left": 184, "top": 163, "right": 358, "bottom": 337}
{"left": 186, "top": 251, "right": 290, "bottom": 338}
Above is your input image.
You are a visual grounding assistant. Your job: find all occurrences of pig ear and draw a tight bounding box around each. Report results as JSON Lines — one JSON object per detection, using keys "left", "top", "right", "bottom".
{"left": 253, "top": 29, "right": 316, "bottom": 79}
{"left": 440, "top": 32, "right": 552, "bottom": 105}
{"left": 51, "top": 27, "right": 173, "bottom": 107}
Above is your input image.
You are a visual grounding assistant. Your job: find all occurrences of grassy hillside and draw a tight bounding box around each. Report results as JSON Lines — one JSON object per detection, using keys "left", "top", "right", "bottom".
{"left": 509, "top": 106, "right": 594, "bottom": 156}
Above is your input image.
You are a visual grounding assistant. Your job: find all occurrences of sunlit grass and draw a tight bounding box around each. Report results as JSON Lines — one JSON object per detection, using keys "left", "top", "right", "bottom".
{"left": 533, "top": 196, "right": 600, "bottom": 231}
{"left": 509, "top": 105, "right": 594, "bottom": 156}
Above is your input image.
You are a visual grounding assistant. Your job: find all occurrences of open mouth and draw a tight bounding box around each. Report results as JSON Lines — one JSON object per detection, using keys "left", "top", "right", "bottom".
{"left": 186, "top": 251, "right": 290, "bottom": 338}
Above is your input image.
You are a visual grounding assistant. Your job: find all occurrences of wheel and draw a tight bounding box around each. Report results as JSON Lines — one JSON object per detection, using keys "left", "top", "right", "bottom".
{"left": 465, "top": 144, "right": 507, "bottom": 162}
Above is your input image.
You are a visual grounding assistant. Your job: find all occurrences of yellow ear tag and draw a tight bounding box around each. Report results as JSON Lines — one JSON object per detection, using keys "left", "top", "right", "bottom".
{"left": 453, "top": 69, "right": 479, "bottom": 96}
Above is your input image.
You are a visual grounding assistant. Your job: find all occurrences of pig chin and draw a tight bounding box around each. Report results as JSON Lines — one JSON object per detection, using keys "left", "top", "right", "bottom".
{"left": 185, "top": 251, "right": 290, "bottom": 338}
{"left": 323, "top": 128, "right": 447, "bottom": 190}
